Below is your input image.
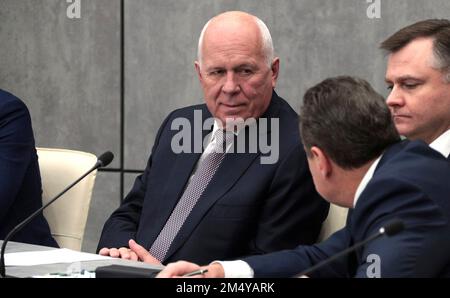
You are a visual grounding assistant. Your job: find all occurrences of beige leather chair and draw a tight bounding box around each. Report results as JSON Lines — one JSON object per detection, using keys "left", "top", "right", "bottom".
{"left": 36, "top": 147, "right": 97, "bottom": 251}
{"left": 318, "top": 203, "right": 349, "bottom": 242}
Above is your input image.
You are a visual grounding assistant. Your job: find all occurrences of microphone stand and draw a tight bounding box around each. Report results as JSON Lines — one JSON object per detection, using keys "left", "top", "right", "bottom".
{"left": 293, "top": 220, "right": 404, "bottom": 278}
{"left": 0, "top": 152, "right": 113, "bottom": 278}
{"left": 294, "top": 232, "right": 381, "bottom": 277}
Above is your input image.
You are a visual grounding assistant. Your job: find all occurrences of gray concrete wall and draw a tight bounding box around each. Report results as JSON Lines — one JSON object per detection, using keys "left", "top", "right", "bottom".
{"left": 0, "top": 0, "right": 449, "bottom": 253}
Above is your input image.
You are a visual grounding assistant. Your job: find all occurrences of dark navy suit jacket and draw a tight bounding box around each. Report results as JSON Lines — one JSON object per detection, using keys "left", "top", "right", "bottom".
{"left": 245, "top": 140, "right": 450, "bottom": 277}
{"left": 98, "top": 92, "right": 328, "bottom": 264}
{"left": 0, "top": 89, "right": 57, "bottom": 247}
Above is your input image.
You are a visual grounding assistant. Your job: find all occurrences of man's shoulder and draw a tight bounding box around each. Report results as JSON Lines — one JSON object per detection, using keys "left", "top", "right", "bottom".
{"left": 265, "top": 92, "right": 298, "bottom": 119}
{"left": 271, "top": 94, "right": 302, "bottom": 147}
{"left": 355, "top": 141, "right": 450, "bottom": 221}
{"left": 0, "top": 89, "right": 23, "bottom": 105}
{"left": 379, "top": 140, "right": 448, "bottom": 173}
{"left": 400, "top": 139, "right": 443, "bottom": 157}
{"left": 0, "top": 89, "right": 29, "bottom": 119}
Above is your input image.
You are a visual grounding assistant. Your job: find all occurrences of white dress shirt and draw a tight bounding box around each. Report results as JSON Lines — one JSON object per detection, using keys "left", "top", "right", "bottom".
{"left": 352, "top": 156, "right": 382, "bottom": 208}
{"left": 429, "top": 129, "right": 450, "bottom": 158}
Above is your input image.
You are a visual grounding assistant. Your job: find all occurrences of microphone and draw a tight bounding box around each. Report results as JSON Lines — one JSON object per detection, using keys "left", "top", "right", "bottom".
{"left": 293, "top": 219, "right": 405, "bottom": 278}
{"left": 0, "top": 151, "right": 114, "bottom": 278}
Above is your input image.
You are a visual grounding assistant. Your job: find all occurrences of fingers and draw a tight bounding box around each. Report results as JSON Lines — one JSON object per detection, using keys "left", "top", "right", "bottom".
{"left": 118, "top": 247, "right": 132, "bottom": 259}
{"left": 97, "top": 241, "right": 162, "bottom": 264}
{"left": 98, "top": 247, "right": 110, "bottom": 256}
{"left": 109, "top": 248, "right": 120, "bottom": 258}
{"left": 129, "top": 239, "right": 161, "bottom": 265}
{"left": 204, "top": 263, "right": 225, "bottom": 278}
{"left": 157, "top": 261, "right": 201, "bottom": 278}
{"left": 128, "top": 239, "right": 146, "bottom": 255}
{"left": 97, "top": 247, "right": 130, "bottom": 259}
{"left": 129, "top": 251, "right": 139, "bottom": 262}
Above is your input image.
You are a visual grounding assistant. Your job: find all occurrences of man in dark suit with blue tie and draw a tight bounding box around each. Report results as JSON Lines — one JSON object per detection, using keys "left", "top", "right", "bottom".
{"left": 97, "top": 11, "right": 328, "bottom": 265}
{"left": 154, "top": 76, "right": 450, "bottom": 278}
{"left": 0, "top": 89, "right": 57, "bottom": 247}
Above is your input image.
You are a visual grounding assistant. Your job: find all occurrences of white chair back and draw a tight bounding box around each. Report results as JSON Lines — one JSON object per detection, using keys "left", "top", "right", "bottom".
{"left": 318, "top": 204, "right": 349, "bottom": 242}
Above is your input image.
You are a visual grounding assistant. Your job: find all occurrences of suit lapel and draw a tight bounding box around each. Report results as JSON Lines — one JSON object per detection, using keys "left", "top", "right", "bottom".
{"left": 163, "top": 149, "right": 261, "bottom": 260}
{"left": 143, "top": 107, "right": 213, "bottom": 248}
{"left": 161, "top": 123, "right": 212, "bottom": 210}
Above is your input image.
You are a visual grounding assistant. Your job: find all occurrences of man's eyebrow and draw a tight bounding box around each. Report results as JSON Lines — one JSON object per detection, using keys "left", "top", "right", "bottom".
{"left": 233, "top": 64, "right": 259, "bottom": 72}
{"left": 205, "top": 66, "right": 224, "bottom": 72}
{"left": 204, "top": 63, "right": 257, "bottom": 72}
{"left": 385, "top": 75, "right": 424, "bottom": 83}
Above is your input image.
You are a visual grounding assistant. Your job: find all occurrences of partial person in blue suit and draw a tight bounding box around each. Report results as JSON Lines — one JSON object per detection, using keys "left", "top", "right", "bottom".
{"left": 0, "top": 89, "right": 57, "bottom": 247}
{"left": 382, "top": 19, "right": 450, "bottom": 159}
{"left": 97, "top": 11, "right": 328, "bottom": 265}
{"left": 152, "top": 76, "right": 450, "bottom": 278}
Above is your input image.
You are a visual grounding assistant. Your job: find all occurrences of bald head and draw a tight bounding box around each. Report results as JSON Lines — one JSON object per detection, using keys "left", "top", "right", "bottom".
{"left": 197, "top": 11, "right": 274, "bottom": 68}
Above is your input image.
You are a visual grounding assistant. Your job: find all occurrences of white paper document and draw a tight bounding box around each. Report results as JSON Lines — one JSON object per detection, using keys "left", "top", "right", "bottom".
{"left": 5, "top": 248, "right": 111, "bottom": 266}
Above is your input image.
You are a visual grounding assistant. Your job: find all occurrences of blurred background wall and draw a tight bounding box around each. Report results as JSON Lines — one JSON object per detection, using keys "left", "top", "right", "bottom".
{"left": 0, "top": 0, "right": 448, "bottom": 252}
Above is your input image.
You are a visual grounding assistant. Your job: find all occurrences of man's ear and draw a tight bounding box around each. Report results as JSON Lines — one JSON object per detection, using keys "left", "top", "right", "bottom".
{"left": 271, "top": 57, "right": 280, "bottom": 88}
{"left": 194, "top": 61, "right": 203, "bottom": 83}
{"left": 310, "top": 146, "right": 332, "bottom": 177}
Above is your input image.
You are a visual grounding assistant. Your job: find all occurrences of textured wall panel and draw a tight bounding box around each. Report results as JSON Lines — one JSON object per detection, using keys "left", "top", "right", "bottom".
{"left": 124, "top": 0, "right": 450, "bottom": 170}
{"left": 0, "top": 0, "right": 121, "bottom": 167}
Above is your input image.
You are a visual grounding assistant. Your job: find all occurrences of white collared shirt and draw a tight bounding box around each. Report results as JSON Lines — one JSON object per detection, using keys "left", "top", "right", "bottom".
{"left": 353, "top": 156, "right": 382, "bottom": 208}
{"left": 429, "top": 129, "right": 450, "bottom": 158}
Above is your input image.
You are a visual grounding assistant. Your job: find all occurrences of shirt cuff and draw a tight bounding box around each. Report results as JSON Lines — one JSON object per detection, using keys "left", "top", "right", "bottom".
{"left": 212, "top": 260, "right": 254, "bottom": 278}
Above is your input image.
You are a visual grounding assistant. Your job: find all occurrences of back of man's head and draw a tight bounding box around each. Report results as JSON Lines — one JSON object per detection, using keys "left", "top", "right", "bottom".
{"left": 380, "top": 19, "right": 450, "bottom": 81}
{"left": 300, "top": 76, "right": 400, "bottom": 169}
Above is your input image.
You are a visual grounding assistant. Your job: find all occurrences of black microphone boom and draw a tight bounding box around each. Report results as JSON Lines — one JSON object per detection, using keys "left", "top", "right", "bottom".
{"left": 0, "top": 151, "right": 114, "bottom": 278}
{"left": 293, "top": 219, "right": 405, "bottom": 278}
